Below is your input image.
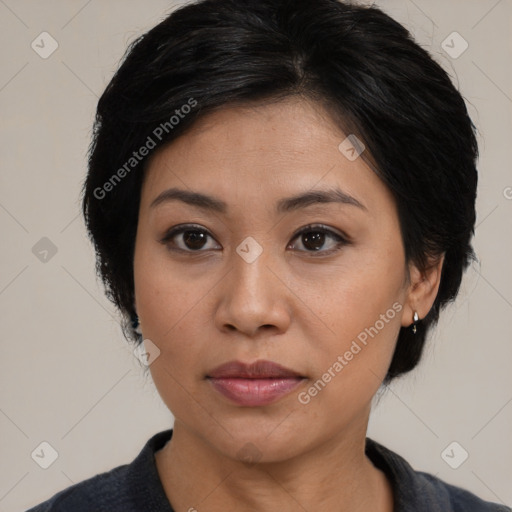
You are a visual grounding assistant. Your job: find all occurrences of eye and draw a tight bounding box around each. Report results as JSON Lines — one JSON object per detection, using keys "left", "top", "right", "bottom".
{"left": 160, "top": 223, "right": 349, "bottom": 256}
{"left": 160, "top": 224, "right": 220, "bottom": 252}
{"left": 288, "top": 224, "right": 348, "bottom": 256}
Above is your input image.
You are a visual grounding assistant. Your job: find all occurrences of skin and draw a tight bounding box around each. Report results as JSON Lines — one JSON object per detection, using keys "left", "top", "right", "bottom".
{"left": 133, "top": 97, "right": 443, "bottom": 512}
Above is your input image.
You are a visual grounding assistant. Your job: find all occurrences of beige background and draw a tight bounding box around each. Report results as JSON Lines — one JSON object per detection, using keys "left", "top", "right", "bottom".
{"left": 1, "top": 1, "right": 511, "bottom": 510}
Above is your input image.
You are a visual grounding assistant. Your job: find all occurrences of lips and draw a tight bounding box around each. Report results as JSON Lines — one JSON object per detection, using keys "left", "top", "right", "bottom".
{"left": 208, "top": 360, "right": 303, "bottom": 379}
{"left": 207, "top": 360, "right": 305, "bottom": 406}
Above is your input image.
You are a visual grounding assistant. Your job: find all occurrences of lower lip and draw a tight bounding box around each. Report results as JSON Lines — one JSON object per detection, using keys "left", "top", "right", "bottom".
{"left": 208, "top": 377, "right": 304, "bottom": 406}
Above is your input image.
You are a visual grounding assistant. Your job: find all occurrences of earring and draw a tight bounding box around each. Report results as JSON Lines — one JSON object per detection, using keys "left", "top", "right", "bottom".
{"left": 412, "top": 311, "right": 419, "bottom": 334}
{"left": 131, "top": 315, "right": 142, "bottom": 336}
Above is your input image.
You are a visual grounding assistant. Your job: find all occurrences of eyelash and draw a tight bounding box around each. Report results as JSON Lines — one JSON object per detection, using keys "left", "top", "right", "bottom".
{"left": 159, "top": 223, "right": 350, "bottom": 257}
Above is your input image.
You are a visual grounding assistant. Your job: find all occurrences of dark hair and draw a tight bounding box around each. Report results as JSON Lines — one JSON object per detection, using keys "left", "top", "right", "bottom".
{"left": 82, "top": 0, "right": 478, "bottom": 384}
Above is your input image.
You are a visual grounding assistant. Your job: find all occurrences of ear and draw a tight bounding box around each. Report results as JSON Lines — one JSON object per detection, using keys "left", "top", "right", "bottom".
{"left": 401, "top": 254, "right": 445, "bottom": 328}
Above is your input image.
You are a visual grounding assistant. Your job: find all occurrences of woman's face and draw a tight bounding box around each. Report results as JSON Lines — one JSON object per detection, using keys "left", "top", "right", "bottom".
{"left": 133, "top": 98, "right": 414, "bottom": 462}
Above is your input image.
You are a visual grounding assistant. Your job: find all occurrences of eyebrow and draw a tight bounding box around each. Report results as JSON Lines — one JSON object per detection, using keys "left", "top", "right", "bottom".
{"left": 150, "top": 186, "right": 367, "bottom": 213}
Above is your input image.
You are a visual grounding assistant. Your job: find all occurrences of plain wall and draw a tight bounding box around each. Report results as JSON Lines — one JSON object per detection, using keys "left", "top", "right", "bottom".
{"left": 0, "top": 1, "right": 511, "bottom": 510}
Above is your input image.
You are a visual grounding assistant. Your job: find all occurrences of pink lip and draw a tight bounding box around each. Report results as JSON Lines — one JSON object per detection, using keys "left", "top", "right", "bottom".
{"left": 207, "top": 360, "right": 305, "bottom": 406}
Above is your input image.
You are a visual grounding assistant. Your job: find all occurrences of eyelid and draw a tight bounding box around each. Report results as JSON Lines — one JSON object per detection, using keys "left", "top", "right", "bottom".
{"left": 290, "top": 223, "right": 350, "bottom": 243}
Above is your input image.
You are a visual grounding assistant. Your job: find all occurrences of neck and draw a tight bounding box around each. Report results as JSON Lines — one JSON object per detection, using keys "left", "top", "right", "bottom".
{"left": 155, "top": 419, "right": 394, "bottom": 512}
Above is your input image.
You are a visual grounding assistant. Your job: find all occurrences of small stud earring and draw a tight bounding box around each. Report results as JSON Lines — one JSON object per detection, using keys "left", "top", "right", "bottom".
{"left": 412, "top": 311, "right": 419, "bottom": 334}
{"left": 131, "top": 315, "right": 142, "bottom": 336}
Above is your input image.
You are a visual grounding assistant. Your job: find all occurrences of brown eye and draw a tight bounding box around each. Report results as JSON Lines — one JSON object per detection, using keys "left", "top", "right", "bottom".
{"left": 160, "top": 225, "right": 220, "bottom": 252}
{"left": 289, "top": 225, "right": 348, "bottom": 255}
{"left": 301, "top": 231, "right": 327, "bottom": 251}
{"left": 182, "top": 230, "right": 208, "bottom": 250}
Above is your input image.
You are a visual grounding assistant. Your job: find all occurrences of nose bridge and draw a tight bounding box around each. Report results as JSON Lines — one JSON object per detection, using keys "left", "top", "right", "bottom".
{"left": 214, "top": 238, "right": 290, "bottom": 336}
{"left": 229, "top": 241, "right": 276, "bottom": 309}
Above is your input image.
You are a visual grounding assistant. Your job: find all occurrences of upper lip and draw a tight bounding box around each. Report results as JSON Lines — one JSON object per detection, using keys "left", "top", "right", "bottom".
{"left": 207, "top": 360, "right": 303, "bottom": 379}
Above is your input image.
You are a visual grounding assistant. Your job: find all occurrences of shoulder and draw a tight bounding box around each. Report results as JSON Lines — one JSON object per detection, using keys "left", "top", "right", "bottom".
{"left": 365, "top": 437, "right": 511, "bottom": 512}
{"left": 25, "top": 463, "right": 131, "bottom": 512}
{"left": 25, "top": 430, "right": 175, "bottom": 512}
{"left": 416, "top": 470, "right": 511, "bottom": 512}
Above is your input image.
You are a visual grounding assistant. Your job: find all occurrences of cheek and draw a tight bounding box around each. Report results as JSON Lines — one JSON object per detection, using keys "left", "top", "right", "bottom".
{"left": 133, "top": 236, "right": 221, "bottom": 389}
{"left": 298, "top": 302, "right": 402, "bottom": 421}
{"left": 304, "top": 252, "right": 406, "bottom": 394}
{"left": 134, "top": 247, "right": 209, "bottom": 413}
{"left": 315, "top": 290, "right": 402, "bottom": 376}
{"left": 135, "top": 269, "right": 205, "bottom": 353}
{"left": 134, "top": 236, "right": 195, "bottom": 348}
{"left": 307, "top": 244, "right": 405, "bottom": 337}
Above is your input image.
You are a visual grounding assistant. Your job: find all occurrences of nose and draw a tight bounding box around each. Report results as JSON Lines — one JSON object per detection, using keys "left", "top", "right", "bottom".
{"left": 213, "top": 247, "right": 292, "bottom": 338}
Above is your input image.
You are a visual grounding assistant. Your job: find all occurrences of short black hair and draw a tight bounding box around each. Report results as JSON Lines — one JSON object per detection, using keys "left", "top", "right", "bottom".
{"left": 82, "top": 0, "right": 478, "bottom": 384}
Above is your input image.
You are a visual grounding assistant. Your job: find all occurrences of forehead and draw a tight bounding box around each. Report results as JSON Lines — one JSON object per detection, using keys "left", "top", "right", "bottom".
{"left": 148, "top": 98, "right": 337, "bottom": 171}
{"left": 140, "top": 98, "right": 394, "bottom": 216}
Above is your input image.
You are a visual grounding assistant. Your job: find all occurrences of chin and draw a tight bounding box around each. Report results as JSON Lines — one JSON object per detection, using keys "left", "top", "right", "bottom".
{"left": 197, "top": 418, "right": 310, "bottom": 464}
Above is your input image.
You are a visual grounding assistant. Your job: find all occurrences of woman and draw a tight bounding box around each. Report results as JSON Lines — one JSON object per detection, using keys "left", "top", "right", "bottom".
{"left": 26, "top": 0, "right": 510, "bottom": 510}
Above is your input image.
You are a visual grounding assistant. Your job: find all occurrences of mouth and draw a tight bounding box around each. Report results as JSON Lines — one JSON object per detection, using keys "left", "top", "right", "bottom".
{"left": 206, "top": 360, "right": 306, "bottom": 406}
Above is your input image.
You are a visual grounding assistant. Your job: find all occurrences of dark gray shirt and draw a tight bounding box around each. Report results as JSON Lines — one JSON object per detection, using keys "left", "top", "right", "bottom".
{"left": 26, "top": 429, "right": 510, "bottom": 511}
